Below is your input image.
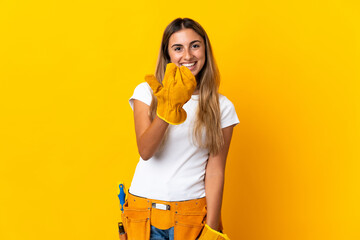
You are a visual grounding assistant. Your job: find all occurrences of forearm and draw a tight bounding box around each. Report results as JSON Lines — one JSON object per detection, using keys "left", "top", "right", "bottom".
{"left": 203, "top": 126, "right": 234, "bottom": 232}
{"left": 137, "top": 115, "right": 169, "bottom": 160}
{"left": 205, "top": 172, "right": 225, "bottom": 231}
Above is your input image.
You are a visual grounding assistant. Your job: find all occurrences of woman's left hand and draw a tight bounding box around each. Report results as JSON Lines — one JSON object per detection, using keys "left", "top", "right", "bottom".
{"left": 198, "top": 224, "right": 230, "bottom": 240}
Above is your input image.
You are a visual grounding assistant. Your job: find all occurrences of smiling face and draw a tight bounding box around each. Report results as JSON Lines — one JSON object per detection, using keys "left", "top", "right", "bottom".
{"left": 168, "top": 28, "right": 206, "bottom": 77}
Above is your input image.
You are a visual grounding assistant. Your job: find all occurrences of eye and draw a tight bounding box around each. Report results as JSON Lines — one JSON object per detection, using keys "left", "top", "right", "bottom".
{"left": 174, "top": 46, "right": 182, "bottom": 51}
{"left": 192, "top": 44, "right": 200, "bottom": 49}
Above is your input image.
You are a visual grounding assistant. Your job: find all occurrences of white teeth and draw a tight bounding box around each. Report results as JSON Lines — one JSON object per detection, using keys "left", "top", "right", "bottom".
{"left": 181, "top": 62, "right": 196, "bottom": 67}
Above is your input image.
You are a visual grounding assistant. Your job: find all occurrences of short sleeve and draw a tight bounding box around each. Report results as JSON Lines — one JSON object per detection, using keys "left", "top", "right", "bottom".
{"left": 219, "top": 95, "right": 240, "bottom": 128}
{"left": 129, "top": 82, "right": 153, "bottom": 110}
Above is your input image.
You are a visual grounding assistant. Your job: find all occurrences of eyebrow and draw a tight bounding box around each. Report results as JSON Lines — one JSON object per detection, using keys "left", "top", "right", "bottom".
{"left": 171, "top": 40, "right": 201, "bottom": 48}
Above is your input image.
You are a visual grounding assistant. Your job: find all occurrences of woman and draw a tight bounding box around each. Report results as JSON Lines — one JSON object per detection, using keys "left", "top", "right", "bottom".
{"left": 124, "top": 18, "right": 239, "bottom": 240}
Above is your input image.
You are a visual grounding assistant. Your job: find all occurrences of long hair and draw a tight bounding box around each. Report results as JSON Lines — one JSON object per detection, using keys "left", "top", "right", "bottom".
{"left": 149, "top": 18, "right": 223, "bottom": 155}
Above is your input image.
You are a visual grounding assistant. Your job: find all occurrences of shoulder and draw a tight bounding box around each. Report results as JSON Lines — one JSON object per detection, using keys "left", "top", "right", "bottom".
{"left": 218, "top": 93, "right": 240, "bottom": 128}
{"left": 219, "top": 94, "right": 235, "bottom": 109}
{"left": 134, "top": 82, "right": 152, "bottom": 94}
{"left": 129, "top": 82, "right": 153, "bottom": 110}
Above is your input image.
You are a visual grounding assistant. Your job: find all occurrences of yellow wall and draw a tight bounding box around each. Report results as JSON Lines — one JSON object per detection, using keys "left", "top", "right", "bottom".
{"left": 1, "top": 0, "right": 359, "bottom": 239}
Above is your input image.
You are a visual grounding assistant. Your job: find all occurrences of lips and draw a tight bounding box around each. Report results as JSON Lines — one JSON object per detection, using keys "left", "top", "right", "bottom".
{"left": 181, "top": 61, "right": 197, "bottom": 70}
{"left": 181, "top": 62, "right": 196, "bottom": 67}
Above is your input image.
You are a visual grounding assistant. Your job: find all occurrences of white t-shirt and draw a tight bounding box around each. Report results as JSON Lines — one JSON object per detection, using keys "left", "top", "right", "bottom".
{"left": 128, "top": 82, "right": 240, "bottom": 201}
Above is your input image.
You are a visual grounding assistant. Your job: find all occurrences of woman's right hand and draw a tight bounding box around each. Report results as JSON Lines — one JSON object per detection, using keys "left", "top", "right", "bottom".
{"left": 145, "top": 63, "right": 197, "bottom": 125}
{"left": 134, "top": 63, "right": 197, "bottom": 160}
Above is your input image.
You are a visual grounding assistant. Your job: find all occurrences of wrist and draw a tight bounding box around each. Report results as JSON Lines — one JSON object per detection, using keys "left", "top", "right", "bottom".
{"left": 156, "top": 105, "right": 187, "bottom": 125}
{"left": 154, "top": 115, "right": 170, "bottom": 126}
{"left": 206, "top": 221, "right": 220, "bottom": 232}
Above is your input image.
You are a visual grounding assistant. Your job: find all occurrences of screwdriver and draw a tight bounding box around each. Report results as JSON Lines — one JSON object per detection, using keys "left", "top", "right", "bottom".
{"left": 117, "top": 182, "right": 127, "bottom": 240}
{"left": 118, "top": 183, "right": 126, "bottom": 212}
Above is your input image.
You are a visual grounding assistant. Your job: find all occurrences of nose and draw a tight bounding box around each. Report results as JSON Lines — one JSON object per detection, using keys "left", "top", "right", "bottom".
{"left": 183, "top": 48, "right": 193, "bottom": 60}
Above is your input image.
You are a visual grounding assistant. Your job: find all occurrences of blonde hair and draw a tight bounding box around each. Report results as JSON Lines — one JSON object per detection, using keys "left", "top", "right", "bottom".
{"left": 150, "top": 18, "right": 223, "bottom": 155}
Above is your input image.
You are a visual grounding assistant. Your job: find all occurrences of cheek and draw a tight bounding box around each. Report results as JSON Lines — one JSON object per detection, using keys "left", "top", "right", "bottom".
{"left": 169, "top": 53, "right": 180, "bottom": 63}
{"left": 198, "top": 52, "right": 206, "bottom": 64}
{"left": 198, "top": 62, "right": 205, "bottom": 72}
{"left": 198, "top": 58, "right": 206, "bottom": 72}
{"left": 195, "top": 50, "right": 206, "bottom": 61}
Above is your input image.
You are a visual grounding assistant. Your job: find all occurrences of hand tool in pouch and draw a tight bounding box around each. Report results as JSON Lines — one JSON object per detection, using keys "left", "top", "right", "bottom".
{"left": 117, "top": 182, "right": 127, "bottom": 240}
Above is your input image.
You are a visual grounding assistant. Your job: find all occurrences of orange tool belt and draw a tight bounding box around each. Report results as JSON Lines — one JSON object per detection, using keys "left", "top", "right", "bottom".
{"left": 122, "top": 192, "right": 207, "bottom": 240}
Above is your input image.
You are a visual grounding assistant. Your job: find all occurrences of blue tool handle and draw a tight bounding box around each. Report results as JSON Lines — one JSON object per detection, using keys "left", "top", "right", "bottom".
{"left": 118, "top": 183, "right": 126, "bottom": 212}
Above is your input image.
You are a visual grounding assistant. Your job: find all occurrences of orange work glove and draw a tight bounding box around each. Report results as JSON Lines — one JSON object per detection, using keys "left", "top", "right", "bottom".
{"left": 198, "top": 224, "right": 230, "bottom": 240}
{"left": 145, "top": 63, "right": 197, "bottom": 125}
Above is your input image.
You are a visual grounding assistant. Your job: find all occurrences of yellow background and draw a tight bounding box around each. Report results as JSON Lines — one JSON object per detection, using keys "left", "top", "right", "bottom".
{"left": 1, "top": 0, "right": 359, "bottom": 239}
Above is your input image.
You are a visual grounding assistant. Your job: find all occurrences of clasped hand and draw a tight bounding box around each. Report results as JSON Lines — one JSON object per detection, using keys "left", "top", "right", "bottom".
{"left": 145, "top": 63, "right": 197, "bottom": 125}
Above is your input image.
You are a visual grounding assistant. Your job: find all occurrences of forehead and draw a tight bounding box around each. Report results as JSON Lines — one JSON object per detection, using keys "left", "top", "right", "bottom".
{"left": 168, "top": 28, "right": 203, "bottom": 45}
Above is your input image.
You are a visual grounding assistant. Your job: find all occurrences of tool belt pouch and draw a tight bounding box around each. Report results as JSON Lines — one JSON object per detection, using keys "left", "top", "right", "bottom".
{"left": 122, "top": 200, "right": 151, "bottom": 240}
{"left": 174, "top": 205, "right": 207, "bottom": 240}
{"left": 151, "top": 207, "right": 173, "bottom": 230}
